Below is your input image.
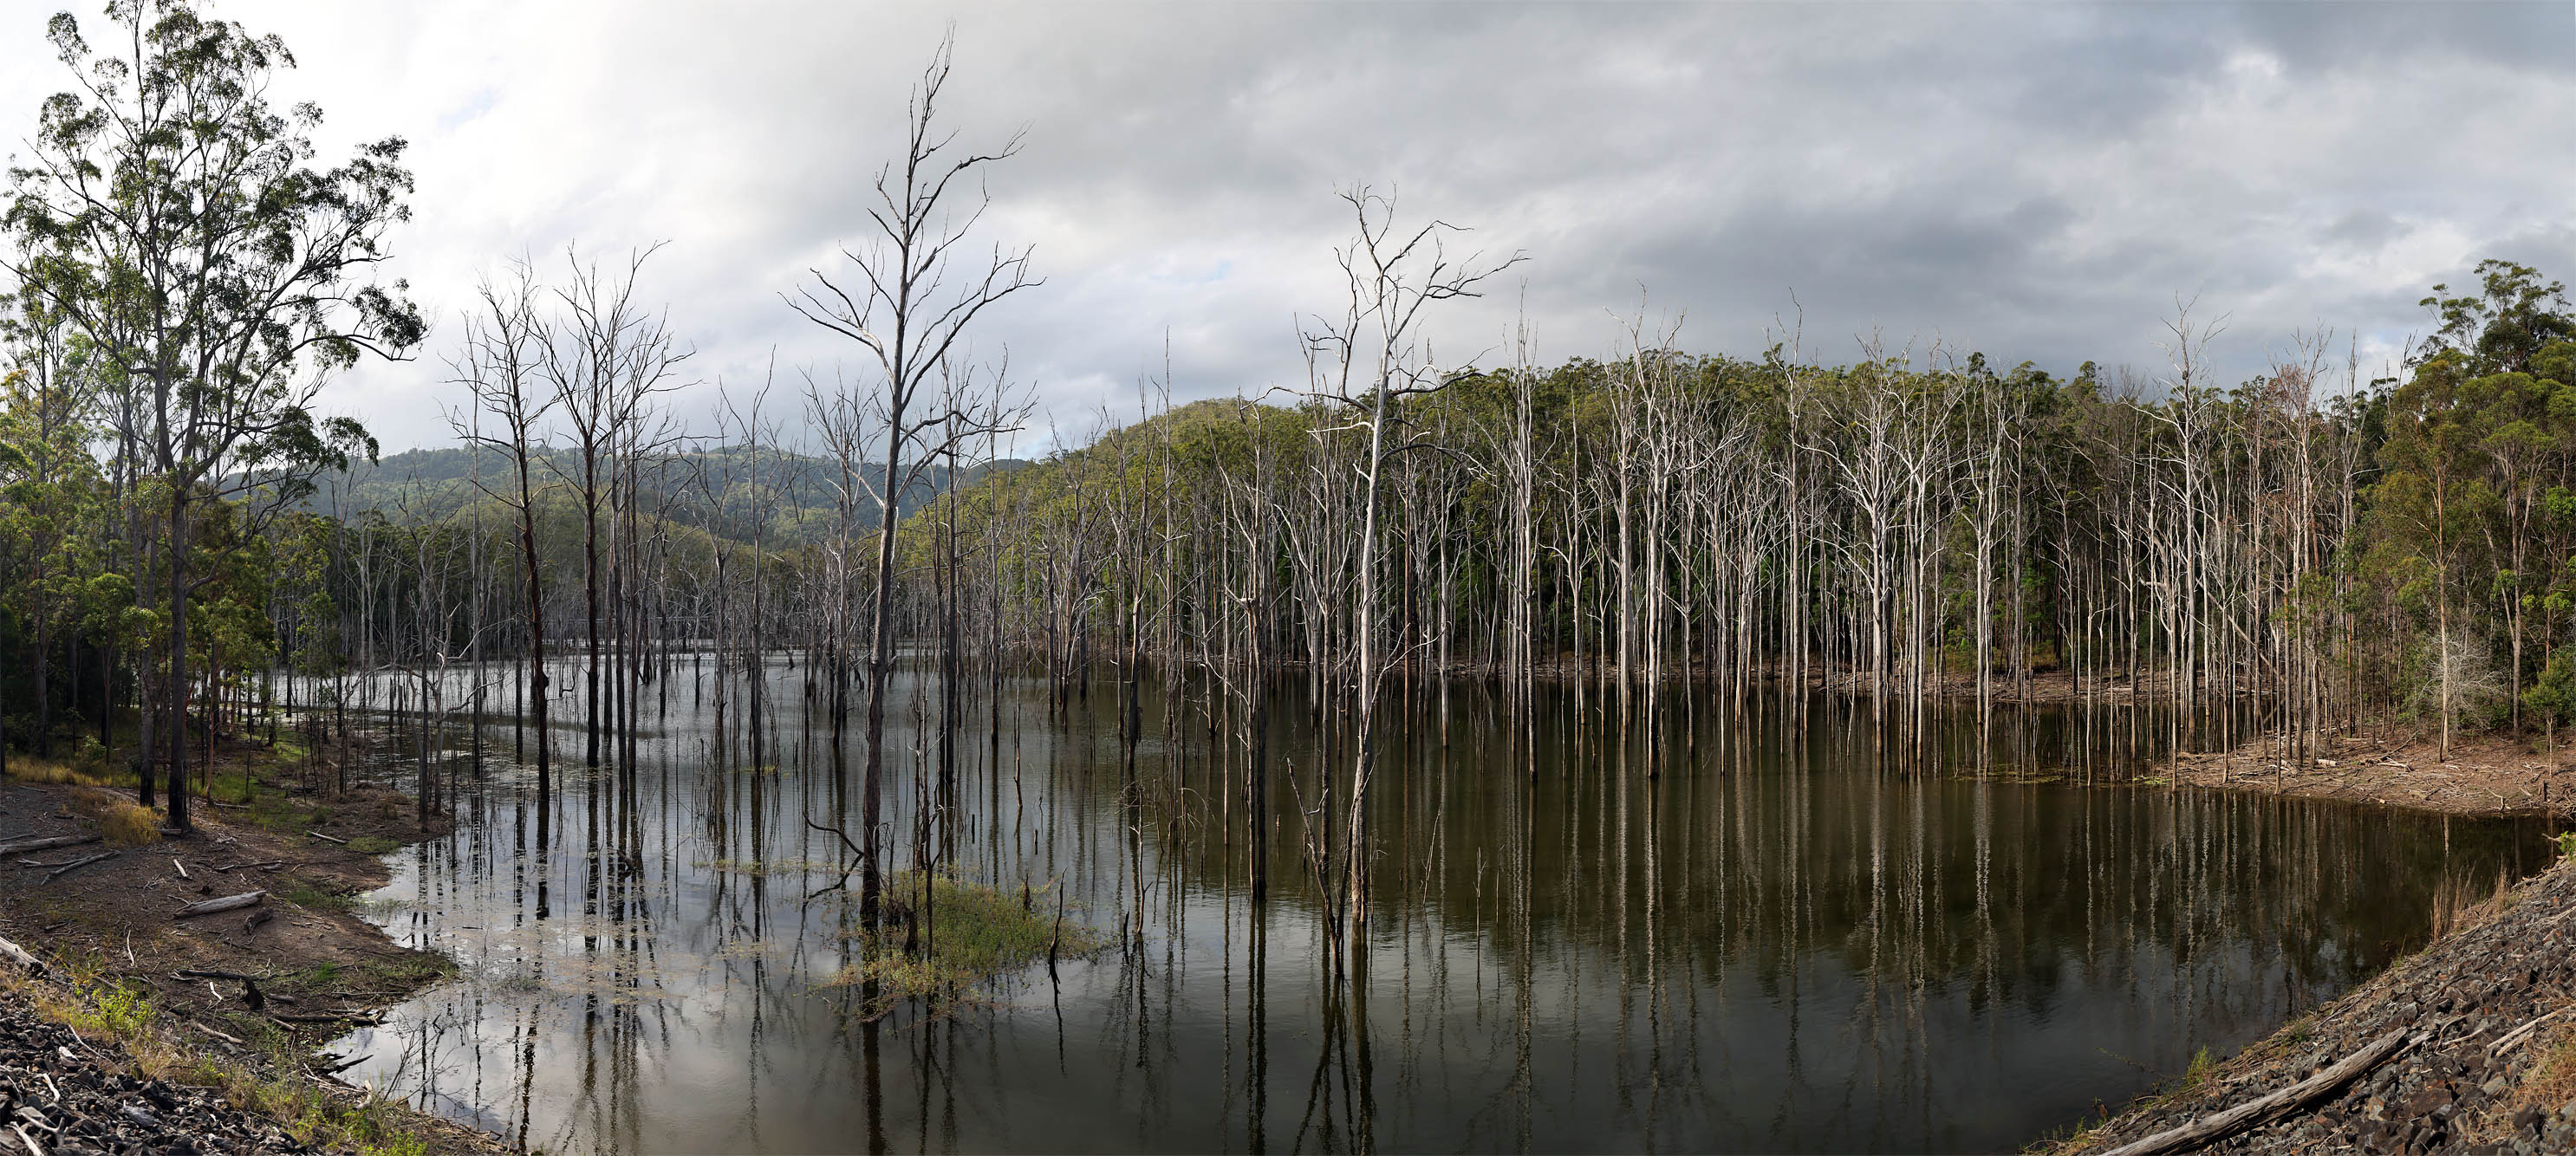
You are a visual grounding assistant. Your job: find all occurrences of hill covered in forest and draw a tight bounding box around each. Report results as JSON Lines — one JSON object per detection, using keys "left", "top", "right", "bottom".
{"left": 271, "top": 444, "right": 1029, "bottom": 544}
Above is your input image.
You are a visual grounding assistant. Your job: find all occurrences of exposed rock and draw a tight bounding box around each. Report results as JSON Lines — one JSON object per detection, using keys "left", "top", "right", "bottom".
{"left": 0, "top": 987, "right": 324, "bottom": 1154}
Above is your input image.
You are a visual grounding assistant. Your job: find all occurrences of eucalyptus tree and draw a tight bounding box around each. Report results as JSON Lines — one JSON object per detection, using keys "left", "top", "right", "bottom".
{"left": 4, "top": 0, "right": 418, "bottom": 828}
{"left": 0, "top": 287, "right": 102, "bottom": 765}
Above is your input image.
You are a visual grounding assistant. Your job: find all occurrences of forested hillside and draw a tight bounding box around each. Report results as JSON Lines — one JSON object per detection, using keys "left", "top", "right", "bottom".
{"left": 919, "top": 260, "right": 2576, "bottom": 762}
{"left": 269, "top": 444, "right": 1019, "bottom": 542}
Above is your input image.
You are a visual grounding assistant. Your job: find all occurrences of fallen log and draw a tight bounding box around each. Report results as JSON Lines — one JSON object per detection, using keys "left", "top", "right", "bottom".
{"left": 175, "top": 891, "right": 265, "bottom": 919}
{"left": 171, "top": 859, "right": 189, "bottom": 880}
{"left": 0, "top": 835, "right": 99, "bottom": 857}
{"left": 304, "top": 830, "right": 348, "bottom": 846}
{"left": 0, "top": 935, "right": 44, "bottom": 977}
{"left": 2098, "top": 1027, "right": 2414, "bottom": 1156}
{"left": 42, "top": 851, "right": 118, "bottom": 883}
{"left": 211, "top": 861, "right": 283, "bottom": 873}
{"left": 270, "top": 1010, "right": 377, "bottom": 1026}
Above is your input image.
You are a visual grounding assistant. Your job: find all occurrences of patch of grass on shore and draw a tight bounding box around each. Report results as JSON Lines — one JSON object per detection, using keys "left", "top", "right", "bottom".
{"left": 5, "top": 756, "right": 107, "bottom": 787}
{"left": 278, "top": 880, "right": 355, "bottom": 912}
{"left": 824, "top": 873, "right": 1100, "bottom": 1015}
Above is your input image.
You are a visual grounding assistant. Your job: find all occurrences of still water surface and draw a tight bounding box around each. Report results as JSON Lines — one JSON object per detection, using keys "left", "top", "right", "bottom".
{"left": 331, "top": 663, "right": 2548, "bottom": 1153}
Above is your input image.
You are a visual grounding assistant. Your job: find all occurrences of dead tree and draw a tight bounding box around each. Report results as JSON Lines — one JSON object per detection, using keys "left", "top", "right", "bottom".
{"left": 784, "top": 35, "right": 1038, "bottom": 928}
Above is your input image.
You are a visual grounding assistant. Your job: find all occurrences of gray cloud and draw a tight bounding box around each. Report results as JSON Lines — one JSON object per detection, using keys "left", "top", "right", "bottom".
{"left": 3, "top": 1, "right": 2571, "bottom": 451}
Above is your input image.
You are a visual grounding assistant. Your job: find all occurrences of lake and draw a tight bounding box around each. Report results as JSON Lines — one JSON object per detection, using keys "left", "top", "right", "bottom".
{"left": 328, "top": 660, "right": 2549, "bottom": 1153}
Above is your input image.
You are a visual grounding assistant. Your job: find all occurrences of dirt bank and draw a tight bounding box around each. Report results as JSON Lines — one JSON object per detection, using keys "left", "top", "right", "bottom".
{"left": 2162, "top": 730, "right": 2576, "bottom": 818}
{"left": 2053, "top": 856, "right": 2576, "bottom": 1154}
{"left": 0, "top": 735, "right": 499, "bottom": 1154}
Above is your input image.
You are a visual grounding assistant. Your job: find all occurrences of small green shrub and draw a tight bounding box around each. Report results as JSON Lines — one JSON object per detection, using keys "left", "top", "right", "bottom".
{"left": 88, "top": 982, "right": 153, "bottom": 1036}
{"left": 2181, "top": 1046, "right": 2216, "bottom": 1089}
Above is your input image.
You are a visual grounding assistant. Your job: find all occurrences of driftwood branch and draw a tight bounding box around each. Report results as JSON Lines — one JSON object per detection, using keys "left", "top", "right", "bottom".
{"left": 0, "top": 936, "right": 44, "bottom": 977}
{"left": 806, "top": 820, "right": 865, "bottom": 860}
{"left": 174, "top": 968, "right": 259, "bottom": 983}
{"left": 43, "top": 851, "right": 118, "bottom": 883}
{"left": 2492, "top": 1008, "right": 2569, "bottom": 1056}
{"left": 271, "top": 1010, "right": 378, "bottom": 1026}
{"left": 0, "top": 835, "right": 100, "bottom": 857}
{"left": 2098, "top": 1027, "right": 2413, "bottom": 1156}
{"left": 176, "top": 892, "right": 265, "bottom": 919}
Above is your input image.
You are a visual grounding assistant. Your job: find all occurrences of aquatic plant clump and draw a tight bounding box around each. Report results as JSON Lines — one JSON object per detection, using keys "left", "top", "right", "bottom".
{"left": 827, "top": 873, "right": 1098, "bottom": 1015}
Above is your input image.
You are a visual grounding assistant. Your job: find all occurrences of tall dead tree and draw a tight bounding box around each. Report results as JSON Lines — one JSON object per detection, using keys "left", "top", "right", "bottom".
{"left": 450, "top": 265, "right": 559, "bottom": 847}
{"left": 1296, "top": 186, "right": 1518, "bottom": 954}
{"left": 786, "top": 36, "right": 1038, "bottom": 927}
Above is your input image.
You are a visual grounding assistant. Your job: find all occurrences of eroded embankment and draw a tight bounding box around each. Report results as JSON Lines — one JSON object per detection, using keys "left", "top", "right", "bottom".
{"left": 0, "top": 747, "right": 502, "bottom": 1154}
{"left": 2057, "top": 857, "right": 2576, "bottom": 1154}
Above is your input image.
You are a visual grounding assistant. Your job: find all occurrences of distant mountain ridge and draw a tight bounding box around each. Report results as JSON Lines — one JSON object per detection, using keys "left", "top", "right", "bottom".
{"left": 273, "top": 444, "right": 1028, "bottom": 542}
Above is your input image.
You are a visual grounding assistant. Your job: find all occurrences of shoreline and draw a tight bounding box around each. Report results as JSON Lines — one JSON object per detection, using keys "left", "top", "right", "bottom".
{"left": 2156, "top": 728, "right": 2576, "bottom": 819}
{"left": 2052, "top": 855, "right": 2576, "bottom": 1154}
{"left": 0, "top": 732, "right": 502, "bottom": 1154}
{"left": 1277, "top": 657, "right": 2212, "bottom": 706}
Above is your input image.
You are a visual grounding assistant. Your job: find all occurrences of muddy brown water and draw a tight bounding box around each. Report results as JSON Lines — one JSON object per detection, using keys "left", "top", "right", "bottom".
{"left": 323, "top": 661, "right": 2552, "bottom": 1153}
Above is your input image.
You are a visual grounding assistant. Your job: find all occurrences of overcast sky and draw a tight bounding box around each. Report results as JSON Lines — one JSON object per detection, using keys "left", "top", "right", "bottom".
{"left": 4, "top": 1, "right": 2573, "bottom": 455}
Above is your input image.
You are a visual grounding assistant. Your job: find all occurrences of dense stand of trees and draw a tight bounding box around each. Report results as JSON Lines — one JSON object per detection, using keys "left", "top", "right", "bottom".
{"left": 927, "top": 262, "right": 2576, "bottom": 773}
{"left": 4, "top": 2, "right": 2575, "bottom": 971}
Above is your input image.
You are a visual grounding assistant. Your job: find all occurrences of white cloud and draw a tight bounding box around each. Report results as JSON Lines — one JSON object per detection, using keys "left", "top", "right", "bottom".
{"left": 3, "top": 1, "right": 2571, "bottom": 449}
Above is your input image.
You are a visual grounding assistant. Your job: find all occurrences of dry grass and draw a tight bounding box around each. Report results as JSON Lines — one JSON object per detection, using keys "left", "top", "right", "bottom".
{"left": 2430, "top": 870, "right": 2514, "bottom": 940}
{"left": 98, "top": 802, "right": 162, "bottom": 847}
{"left": 2469, "top": 1023, "right": 2576, "bottom": 1144}
{"left": 5, "top": 757, "right": 105, "bottom": 787}
{"left": 60, "top": 786, "right": 162, "bottom": 847}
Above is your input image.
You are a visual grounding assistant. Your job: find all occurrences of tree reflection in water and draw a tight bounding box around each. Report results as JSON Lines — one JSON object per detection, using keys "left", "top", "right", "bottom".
{"left": 328, "top": 662, "right": 2546, "bottom": 1154}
